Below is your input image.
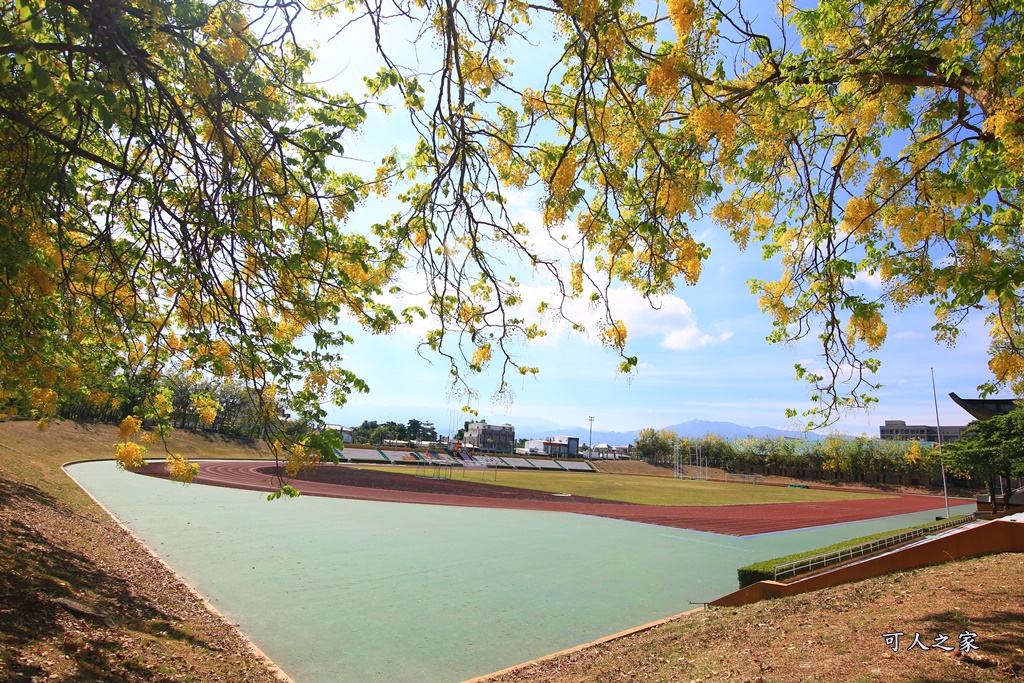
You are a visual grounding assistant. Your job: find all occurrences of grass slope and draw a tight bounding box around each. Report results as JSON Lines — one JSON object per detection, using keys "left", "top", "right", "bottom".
{"left": 737, "top": 516, "right": 973, "bottom": 587}
{"left": 0, "top": 418, "right": 280, "bottom": 682}
{"left": 370, "top": 465, "right": 893, "bottom": 506}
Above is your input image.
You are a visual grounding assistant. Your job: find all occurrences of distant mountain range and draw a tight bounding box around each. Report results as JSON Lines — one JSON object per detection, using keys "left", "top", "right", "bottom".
{"left": 517, "top": 419, "right": 823, "bottom": 446}
{"left": 332, "top": 404, "right": 837, "bottom": 446}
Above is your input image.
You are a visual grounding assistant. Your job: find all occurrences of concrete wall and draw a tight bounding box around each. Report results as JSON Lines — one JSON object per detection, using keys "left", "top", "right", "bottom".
{"left": 711, "top": 520, "right": 1024, "bottom": 608}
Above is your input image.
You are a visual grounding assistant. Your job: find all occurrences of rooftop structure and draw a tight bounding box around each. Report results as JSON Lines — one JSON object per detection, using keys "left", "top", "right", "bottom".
{"left": 949, "top": 392, "right": 1020, "bottom": 422}
{"left": 879, "top": 420, "right": 965, "bottom": 443}
{"left": 464, "top": 422, "right": 515, "bottom": 453}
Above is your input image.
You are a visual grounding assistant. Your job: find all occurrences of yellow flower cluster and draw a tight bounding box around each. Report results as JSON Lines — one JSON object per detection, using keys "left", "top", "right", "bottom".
{"left": 151, "top": 391, "right": 172, "bottom": 419}
{"left": 458, "top": 303, "right": 483, "bottom": 324}
{"left": 413, "top": 227, "right": 429, "bottom": 248}
{"left": 30, "top": 387, "right": 58, "bottom": 416}
{"left": 667, "top": 0, "right": 698, "bottom": 39}
{"left": 689, "top": 106, "right": 740, "bottom": 149}
{"left": 520, "top": 88, "right": 549, "bottom": 116}
{"left": 840, "top": 196, "right": 878, "bottom": 237}
{"left": 212, "top": 340, "right": 231, "bottom": 358}
{"left": 459, "top": 48, "right": 509, "bottom": 88}
{"left": 283, "top": 443, "right": 320, "bottom": 478}
{"left": 904, "top": 441, "right": 922, "bottom": 466}
{"left": 274, "top": 317, "right": 304, "bottom": 342}
{"left": 832, "top": 92, "right": 880, "bottom": 136}
{"left": 989, "top": 351, "right": 1024, "bottom": 383}
{"left": 668, "top": 236, "right": 702, "bottom": 285}
{"left": 847, "top": 309, "right": 887, "bottom": 350}
{"left": 646, "top": 52, "right": 684, "bottom": 98}
{"left": 601, "top": 320, "right": 628, "bottom": 349}
{"left": 304, "top": 370, "right": 329, "bottom": 394}
{"left": 118, "top": 415, "right": 142, "bottom": 440}
{"left": 986, "top": 96, "right": 1024, "bottom": 171}
{"left": 755, "top": 274, "right": 796, "bottom": 324}
{"left": 892, "top": 206, "right": 949, "bottom": 247}
{"left": 611, "top": 131, "right": 640, "bottom": 166}
{"left": 549, "top": 156, "right": 577, "bottom": 202}
{"left": 63, "top": 364, "right": 81, "bottom": 391}
{"left": 166, "top": 453, "right": 199, "bottom": 484}
{"left": 656, "top": 177, "right": 697, "bottom": 220}
{"left": 562, "top": 0, "right": 600, "bottom": 25}
{"left": 115, "top": 441, "right": 146, "bottom": 470}
{"left": 191, "top": 394, "right": 220, "bottom": 426}
{"left": 711, "top": 200, "right": 744, "bottom": 230}
{"left": 570, "top": 263, "right": 584, "bottom": 296}
{"left": 471, "top": 343, "right": 492, "bottom": 368}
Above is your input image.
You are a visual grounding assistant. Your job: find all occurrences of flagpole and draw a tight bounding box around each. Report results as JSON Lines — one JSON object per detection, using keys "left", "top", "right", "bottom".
{"left": 931, "top": 368, "right": 951, "bottom": 519}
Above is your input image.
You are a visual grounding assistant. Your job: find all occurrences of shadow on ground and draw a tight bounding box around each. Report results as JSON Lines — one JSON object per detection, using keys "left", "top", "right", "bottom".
{"left": 0, "top": 473, "right": 246, "bottom": 681}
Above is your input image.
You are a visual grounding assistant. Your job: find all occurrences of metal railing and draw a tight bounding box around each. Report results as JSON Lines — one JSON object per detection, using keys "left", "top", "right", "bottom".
{"left": 773, "top": 515, "right": 974, "bottom": 582}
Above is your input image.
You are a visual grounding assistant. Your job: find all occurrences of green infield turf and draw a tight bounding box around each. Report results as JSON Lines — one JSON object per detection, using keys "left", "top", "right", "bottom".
{"left": 366, "top": 465, "right": 894, "bottom": 506}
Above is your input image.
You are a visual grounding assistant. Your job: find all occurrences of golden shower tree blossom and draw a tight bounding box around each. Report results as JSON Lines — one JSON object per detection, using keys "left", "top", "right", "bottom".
{"left": 3, "top": 0, "right": 1023, "bottom": 491}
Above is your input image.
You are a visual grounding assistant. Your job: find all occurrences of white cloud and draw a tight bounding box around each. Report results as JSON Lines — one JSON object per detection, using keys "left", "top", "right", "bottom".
{"left": 510, "top": 285, "right": 731, "bottom": 351}
{"left": 852, "top": 271, "right": 883, "bottom": 290}
{"left": 661, "top": 327, "right": 733, "bottom": 350}
{"left": 606, "top": 289, "right": 732, "bottom": 351}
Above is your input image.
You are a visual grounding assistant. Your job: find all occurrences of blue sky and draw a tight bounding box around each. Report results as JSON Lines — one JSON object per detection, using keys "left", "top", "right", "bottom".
{"left": 297, "top": 5, "right": 999, "bottom": 438}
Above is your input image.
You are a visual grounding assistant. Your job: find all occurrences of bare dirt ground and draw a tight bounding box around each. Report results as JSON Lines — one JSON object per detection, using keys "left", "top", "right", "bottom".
{"left": 482, "top": 553, "right": 1024, "bottom": 683}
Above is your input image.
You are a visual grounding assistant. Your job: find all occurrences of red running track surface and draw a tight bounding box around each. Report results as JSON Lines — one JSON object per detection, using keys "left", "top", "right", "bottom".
{"left": 135, "top": 461, "right": 972, "bottom": 536}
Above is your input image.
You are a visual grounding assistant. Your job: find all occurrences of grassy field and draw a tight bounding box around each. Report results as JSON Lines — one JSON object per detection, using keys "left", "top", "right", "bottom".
{"left": 364, "top": 464, "right": 895, "bottom": 506}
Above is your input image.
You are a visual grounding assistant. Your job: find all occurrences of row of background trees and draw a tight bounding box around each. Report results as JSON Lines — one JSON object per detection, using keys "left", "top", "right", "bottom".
{"left": 23, "top": 367, "right": 303, "bottom": 442}
{"left": 349, "top": 419, "right": 438, "bottom": 446}
{"left": 633, "top": 427, "right": 998, "bottom": 488}
{"left": 945, "top": 409, "right": 1024, "bottom": 509}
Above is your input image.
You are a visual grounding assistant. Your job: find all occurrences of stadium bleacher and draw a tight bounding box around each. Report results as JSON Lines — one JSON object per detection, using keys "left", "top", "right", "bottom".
{"left": 525, "top": 458, "right": 564, "bottom": 470}
{"left": 555, "top": 460, "right": 595, "bottom": 472}
{"left": 499, "top": 457, "right": 537, "bottom": 469}
{"left": 338, "top": 448, "right": 388, "bottom": 463}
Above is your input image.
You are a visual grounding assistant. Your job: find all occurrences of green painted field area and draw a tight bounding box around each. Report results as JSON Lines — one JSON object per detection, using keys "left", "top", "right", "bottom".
{"left": 367, "top": 465, "right": 893, "bottom": 506}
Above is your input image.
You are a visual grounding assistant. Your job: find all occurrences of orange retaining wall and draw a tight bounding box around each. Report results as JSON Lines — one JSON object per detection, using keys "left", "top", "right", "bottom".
{"left": 711, "top": 520, "right": 1024, "bottom": 608}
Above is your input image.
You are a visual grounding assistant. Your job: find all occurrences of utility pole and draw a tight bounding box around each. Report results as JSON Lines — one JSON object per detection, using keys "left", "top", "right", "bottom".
{"left": 588, "top": 416, "right": 594, "bottom": 459}
{"left": 931, "top": 368, "right": 951, "bottom": 519}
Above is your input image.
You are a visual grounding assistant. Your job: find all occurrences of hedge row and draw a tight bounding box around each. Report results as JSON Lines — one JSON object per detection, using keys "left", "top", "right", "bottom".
{"left": 736, "top": 516, "right": 970, "bottom": 588}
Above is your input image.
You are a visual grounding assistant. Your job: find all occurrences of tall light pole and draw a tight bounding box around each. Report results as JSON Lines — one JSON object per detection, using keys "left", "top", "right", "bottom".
{"left": 588, "top": 416, "right": 594, "bottom": 459}
{"left": 931, "top": 368, "right": 951, "bottom": 519}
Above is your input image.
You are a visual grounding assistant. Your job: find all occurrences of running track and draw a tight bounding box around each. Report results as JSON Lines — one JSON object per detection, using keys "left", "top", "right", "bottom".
{"left": 135, "top": 461, "right": 973, "bottom": 536}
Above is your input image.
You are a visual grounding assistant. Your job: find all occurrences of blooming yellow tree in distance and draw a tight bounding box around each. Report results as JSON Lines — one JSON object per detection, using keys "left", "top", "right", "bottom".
{"left": 2, "top": 0, "right": 1023, "bottom": 493}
